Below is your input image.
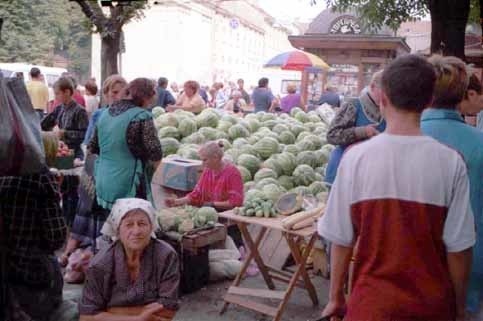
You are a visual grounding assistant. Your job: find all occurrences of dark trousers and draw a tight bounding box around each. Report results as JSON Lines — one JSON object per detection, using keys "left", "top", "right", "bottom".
{"left": 61, "top": 176, "right": 80, "bottom": 227}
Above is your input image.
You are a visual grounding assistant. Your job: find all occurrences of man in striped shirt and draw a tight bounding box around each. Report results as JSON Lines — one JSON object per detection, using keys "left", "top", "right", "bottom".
{"left": 318, "top": 55, "right": 476, "bottom": 321}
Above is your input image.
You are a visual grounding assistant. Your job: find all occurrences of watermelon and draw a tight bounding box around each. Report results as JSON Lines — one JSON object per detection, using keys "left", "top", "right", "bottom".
{"left": 296, "top": 139, "right": 317, "bottom": 151}
{"left": 272, "top": 124, "right": 290, "bottom": 135}
{"left": 217, "top": 120, "right": 233, "bottom": 133}
{"left": 278, "top": 175, "right": 295, "bottom": 190}
{"left": 224, "top": 149, "right": 242, "bottom": 163}
{"left": 237, "top": 154, "right": 261, "bottom": 176}
{"left": 255, "top": 177, "right": 280, "bottom": 189}
{"left": 260, "top": 113, "right": 277, "bottom": 122}
{"left": 239, "top": 144, "right": 260, "bottom": 157}
{"left": 154, "top": 114, "right": 178, "bottom": 129}
{"left": 296, "top": 151, "right": 318, "bottom": 168}
{"left": 237, "top": 166, "right": 252, "bottom": 183}
{"left": 293, "top": 164, "right": 317, "bottom": 186}
{"left": 283, "top": 144, "right": 299, "bottom": 155}
{"left": 263, "top": 157, "right": 284, "bottom": 177}
{"left": 159, "top": 137, "right": 180, "bottom": 156}
{"left": 309, "top": 181, "right": 328, "bottom": 195}
{"left": 295, "top": 111, "right": 311, "bottom": 123}
{"left": 245, "top": 189, "right": 265, "bottom": 203}
{"left": 254, "top": 168, "right": 278, "bottom": 181}
{"left": 247, "top": 119, "right": 261, "bottom": 132}
{"left": 291, "top": 186, "right": 312, "bottom": 196}
{"left": 290, "top": 124, "right": 306, "bottom": 137}
{"left": 244, "top": 181, "right": 256, "bottom": 192}
{"left": 228, "top": 124, "right": 250, "bottom": 140}
{"left": 158, "top": 126, "right": 180, "bottom": 140}
{"left": 254, "top": 137, "right": 279, "bottom": 160}
{"left": 152, "top": 106, "right": 165, "bottom": 118}
{"left": 304, "top": 134, "right": 323, "bottom": 149}
{"left": 297, "top": 131, "right": 312, "bottom": 142}
{"left": 233, "top": 138, "right": 249, "bottom": 149}
{"left": 290, "top": 107, "right": 303, "bottom": 117}
{"left": 315, "top": 166, "right": 326, "bottom": 177}
{"left": 221, "top": 114, "right": 238, "bottom": 125}
{"left": 199, "top": 127, "right": 218, "bottom": 140}
{"left": 177, "top": 146, "right": 199, "bottom": 160}
{"left": 279, "top": 131, "right": 296, "bottom": 144}
{"left": 275, "top": 152, "right": 297, "bottom": 175}
{"left": 262, "top": 120, "right": 277, "bottom": 129}
{"left": 262, "top": 184, "right": 286, "bottom": 202}
{"left": 196, "top": 109, "right": 219, "bottom": 128}
{"left": 182, "top": 132, "right": 206, "bottom": 144}
{"left": 178, "top": 118, "right": 197, "bottom": 137}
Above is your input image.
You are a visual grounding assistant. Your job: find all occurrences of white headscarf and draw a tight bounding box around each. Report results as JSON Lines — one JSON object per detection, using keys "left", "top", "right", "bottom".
{"left": 101, "top": 198, "right": 159, "bottom": 241}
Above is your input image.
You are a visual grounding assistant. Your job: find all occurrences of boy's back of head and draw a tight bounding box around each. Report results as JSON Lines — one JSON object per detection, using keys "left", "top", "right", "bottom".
{"left": 382, "top": 55, "right": 436, "bottom": 113}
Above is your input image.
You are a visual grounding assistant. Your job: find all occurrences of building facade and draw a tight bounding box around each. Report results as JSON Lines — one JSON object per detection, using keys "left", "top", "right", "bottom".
{"left": 91, "top": 0, "right": 299, "bottom": 91}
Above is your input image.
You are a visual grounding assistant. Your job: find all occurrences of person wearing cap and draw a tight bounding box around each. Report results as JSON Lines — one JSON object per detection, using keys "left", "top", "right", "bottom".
{"left": 79, "top": 198, "right": 180, "bottom": 319}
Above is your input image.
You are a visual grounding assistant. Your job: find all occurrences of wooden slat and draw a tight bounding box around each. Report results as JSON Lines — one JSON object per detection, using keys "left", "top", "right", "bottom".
{"left": 269, "top": 274, "right": 305, "bottom": 289}
{"left": 228, "top": 286, "right": 285, "bottom": 300}
{"left": 266, "top": 265, "right": 293, "bottom": 279}
{"left": 224, "top": 294, "right": 278, "bottom": 317}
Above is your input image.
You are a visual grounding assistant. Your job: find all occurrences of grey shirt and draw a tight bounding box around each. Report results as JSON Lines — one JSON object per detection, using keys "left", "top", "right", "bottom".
{"left": 251, "top": 87, "right": 275, "bottom": 112}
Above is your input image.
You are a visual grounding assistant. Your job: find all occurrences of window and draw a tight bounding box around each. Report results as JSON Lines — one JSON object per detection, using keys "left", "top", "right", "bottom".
{"left": 46, "top": 74, "right": 60, "bottom": 87}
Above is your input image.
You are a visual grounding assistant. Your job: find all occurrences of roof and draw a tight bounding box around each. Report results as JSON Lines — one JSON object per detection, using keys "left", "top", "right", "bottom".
{"left": 306, "top": 8, "right": 393, "bottom": 36}
{"left": 289, "top": 34, "right": 411, "bottom": 53}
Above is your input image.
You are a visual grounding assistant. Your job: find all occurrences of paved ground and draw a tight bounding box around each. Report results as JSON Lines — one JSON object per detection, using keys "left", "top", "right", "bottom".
{"left": 64, "top": 274, "right": 483, "bottom": 321}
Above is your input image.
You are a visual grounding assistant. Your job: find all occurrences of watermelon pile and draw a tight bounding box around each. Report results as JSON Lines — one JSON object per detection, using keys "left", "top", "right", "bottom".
{"left": 154, "top": 107, "right": 335, "bottom": 207}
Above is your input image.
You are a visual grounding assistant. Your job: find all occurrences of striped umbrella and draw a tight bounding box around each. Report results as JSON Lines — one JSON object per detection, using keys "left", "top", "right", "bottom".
{"left": 264, "top": 50, "right": 329, "bottom": 71}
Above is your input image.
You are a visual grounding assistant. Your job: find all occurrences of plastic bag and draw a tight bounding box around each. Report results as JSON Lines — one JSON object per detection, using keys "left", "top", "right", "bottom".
{"left": 0, "top": 75, "right": 46, "bottom": 175}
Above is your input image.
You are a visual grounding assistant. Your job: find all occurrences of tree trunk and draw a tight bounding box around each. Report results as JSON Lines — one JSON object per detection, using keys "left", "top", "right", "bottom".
{"left": 100, "top": 33, "right": 120, "bottom": 85}
{"left": 428, "top": 0, "right": 470, "bottom": 60}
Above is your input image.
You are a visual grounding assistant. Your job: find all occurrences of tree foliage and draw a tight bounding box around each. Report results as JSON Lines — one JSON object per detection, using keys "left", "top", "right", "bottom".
{"left": 311, "top": 0, "right": 480, "bottom": 31}
{"left": 0, "top": 0, "right": 91, "bottom": 80}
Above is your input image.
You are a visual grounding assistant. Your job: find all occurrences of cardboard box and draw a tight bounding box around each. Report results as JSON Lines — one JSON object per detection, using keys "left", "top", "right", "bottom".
{"left": 153, "top": 157, "right": 203, "bottom": 191}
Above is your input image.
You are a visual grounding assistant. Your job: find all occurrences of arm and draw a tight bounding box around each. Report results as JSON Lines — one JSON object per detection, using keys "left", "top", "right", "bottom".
{"left": 43, "top": 86, "right": 50, "bottom": 110}
{"left": 87, "top": 127, "right": 100, "bottom": 155}
{"left": 447, "top": 249, "right": 472, "bottom": 319}
{"left": 166, "top": 91, "right": 176, "bottom": 106}
{"left": 442, "top": 160, "right": 476, "bottom": 319}
{"left": 126, "top": 119, "right": 163, "bottom": 163}
{"left": 63, "top": 108, "right": 89, "bottom": 147}
{"left": 326, "top": 100, "right": 367, "bottom": 146}
{"left": 322, "top": 243, "right": 352, "bottom": 316}
{"left": 41, "top": 106, "right": 61, "bottom": 131}
{"left": 156, "top": 250, "right": 180, "bottom": 310}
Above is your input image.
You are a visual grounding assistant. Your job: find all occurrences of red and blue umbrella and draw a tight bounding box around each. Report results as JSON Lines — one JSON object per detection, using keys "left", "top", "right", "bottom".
{"left": 264, "top": 50, "right": 329, "bottom": 71}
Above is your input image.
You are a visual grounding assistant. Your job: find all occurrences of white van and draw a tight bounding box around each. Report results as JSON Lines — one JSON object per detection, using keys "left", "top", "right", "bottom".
{"left": 0, "top": 63, "right": 68, "bottom": 100}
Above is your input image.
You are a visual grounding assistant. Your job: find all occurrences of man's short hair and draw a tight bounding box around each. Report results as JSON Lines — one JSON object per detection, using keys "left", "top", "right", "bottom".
{"left": 158, "top": 77, "right": 168, "bottom": 88}
{"left": 382, "top": 54, "right": 436, "bottom": 113}
{"left": 258, "top": 77, "right": 269, "bottom": 88}
{"left": 237, "top": 78, "right": 244, "bottom": 84}
{"left": 428, "top": 55, "right": 469, "bottom": 108}
{"left": 30, "top": 67, "right": 41, "bottom": 78}
{"left": 54, "top": 77, "right": 74, "bottom": 95}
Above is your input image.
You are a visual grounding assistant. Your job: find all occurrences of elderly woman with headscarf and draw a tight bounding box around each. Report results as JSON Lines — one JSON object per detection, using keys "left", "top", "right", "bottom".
{"left": 166, "top": 141, "right": 243, "bottom": 210}
{"left": 167, "top": 80, "right": 206, "bottom": 114}
{"left": 88, "top": 78, "right": 163, "bottom": 213}
{"left": 224, "top": 90, "right": 248, "bottom": 116}
{"left": 79, "top": 198, "right": 179, "bottom": 319}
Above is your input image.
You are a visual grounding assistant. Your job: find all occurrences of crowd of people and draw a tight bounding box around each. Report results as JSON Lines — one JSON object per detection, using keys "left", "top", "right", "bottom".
{"left": 0, "top": 52, "right": 482, "bottom": 321}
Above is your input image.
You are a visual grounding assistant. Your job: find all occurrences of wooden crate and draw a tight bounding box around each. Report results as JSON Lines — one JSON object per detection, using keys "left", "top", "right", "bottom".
{"left": 181, "top": 224, "right": 227, "bottom": 251}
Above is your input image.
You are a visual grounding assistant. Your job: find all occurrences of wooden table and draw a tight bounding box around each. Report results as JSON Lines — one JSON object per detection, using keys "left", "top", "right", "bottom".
{"left": 219, "top": 210, "right": 319, "bottom": 321}
{"left": 80, "top": 306, "right": 176, "bottom": 321}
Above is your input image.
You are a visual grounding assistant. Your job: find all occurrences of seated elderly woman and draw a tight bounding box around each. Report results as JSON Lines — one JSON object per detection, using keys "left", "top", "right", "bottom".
{"left": 166, "top": 141, "right": 243, "bottom": 210}
{"left": 167, "top": 80, "right": 206, "bottom": 114}
{"left": 79, "top": 198, "right": 180, "bottom": 320}
{"left": 224, "top": 90, "right": 248, "bottom": 116}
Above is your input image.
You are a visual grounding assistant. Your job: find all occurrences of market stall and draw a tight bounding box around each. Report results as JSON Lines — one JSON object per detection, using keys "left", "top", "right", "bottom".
{"left": 219, "top": 208, "right": 322, "bottom": 321}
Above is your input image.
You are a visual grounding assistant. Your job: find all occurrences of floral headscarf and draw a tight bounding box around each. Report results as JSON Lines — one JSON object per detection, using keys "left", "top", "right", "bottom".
{"left": 101, "top": 198, "right": 159, "bottom": 241}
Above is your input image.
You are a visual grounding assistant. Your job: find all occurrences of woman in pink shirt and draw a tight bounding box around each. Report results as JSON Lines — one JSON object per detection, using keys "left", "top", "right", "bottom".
{"left": 166, "top": 141, "right": 243, "bottom": 210}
